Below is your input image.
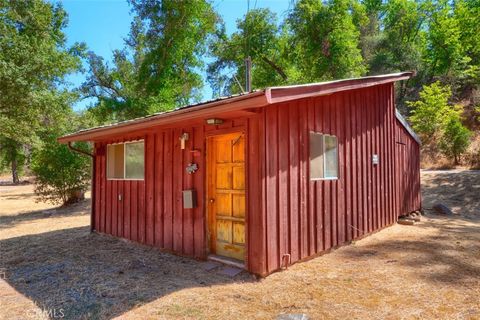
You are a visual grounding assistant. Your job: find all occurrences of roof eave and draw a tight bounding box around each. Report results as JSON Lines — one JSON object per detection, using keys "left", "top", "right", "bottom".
{"left": 59, "top": 72, "right": 414, "bottom": 144}
{"left": 58, "top": 91, "right": 268, "bottom": 143}
{"left": 268, "top": 71, "right": 413, "bottom": 104}
{"left": 395, "top": 109, "right": 421, "bottom": 145}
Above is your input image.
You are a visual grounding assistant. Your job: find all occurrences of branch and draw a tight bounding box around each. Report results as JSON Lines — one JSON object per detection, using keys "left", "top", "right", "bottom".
{"left": 260, "top": 56, "right": 288, "bottom": 81}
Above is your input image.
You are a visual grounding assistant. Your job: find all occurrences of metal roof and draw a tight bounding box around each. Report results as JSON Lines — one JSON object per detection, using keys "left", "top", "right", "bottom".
{"left": 395, "top": 109, "right": 421, "bottom": 145}
{"left": 59, "top": 72, "right": 414, "bottom": 143}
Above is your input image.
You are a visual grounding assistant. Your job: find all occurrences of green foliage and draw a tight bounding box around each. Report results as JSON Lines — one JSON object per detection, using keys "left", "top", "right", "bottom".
{"left": 0, "top": 0, "right": 83, "bottom": 143}
{"left": 82, "top": 0, "right": 219, "bottom": 121}
{"left": 408, "top": 82, "right": 453, "bottom": 142}
{"left": 208, "top": 0, "right": 368, "bottom": 96}
{"left": 30, "top": 132, "right": 91, "bottom": 205}
{"left": 439, "top": 113, "right": 471, "bottom": 164}
{"left": 0, "top": 0, "right": 84, "bottom": 182}
{"left": 369, "top": 0, "right": 426, "bottom": 75}
{"left": 288, "top": 0, "right": 367, "bottom": 81}
{"left": 426, "top": 0, "right": 464, "bottom": 77}
{"left": 1, "top": 0, "right": 478, "bottom": 172}
{"left": 208, "top": 8, "right": 291, "bottom": 95}
{"left": 409, "top": 81, "right": 472, "bottom": 163}
{"left": 0, "top": 137, "right": 26, "bottom": 183}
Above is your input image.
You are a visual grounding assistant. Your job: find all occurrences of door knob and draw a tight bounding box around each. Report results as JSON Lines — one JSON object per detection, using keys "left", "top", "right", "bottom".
{"left": 209, "top": 198, "right": 215, "bottom": 204}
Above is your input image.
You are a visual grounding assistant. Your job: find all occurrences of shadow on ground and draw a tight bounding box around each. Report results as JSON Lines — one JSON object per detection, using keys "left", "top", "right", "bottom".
{"left": 0, "top": 200, "right": 89, "bottom": 230}
{"left": 421, "top": 170, "right": 480, "bottom": 218}
{"left": 339, "top": 170, "right": 480, "bottom": 286}
{"left": 342, "top": 214, "right": 480, "bottom": 286}
{"left": 0, "top": 226, "right": 253, "bottom": 319}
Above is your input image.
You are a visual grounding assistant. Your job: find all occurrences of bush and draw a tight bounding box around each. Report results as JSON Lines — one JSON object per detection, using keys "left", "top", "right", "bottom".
{"left": 409, "top": 81, "right": 472, "bottom": 165}
{"left": 439, "top": 114, "right": 471, "bottom": 164}
{"left": 31, "top": 133, "right": 91, "bottom": 205}
{"left": 408, "top": 82, "right": 452, "bottom": 144}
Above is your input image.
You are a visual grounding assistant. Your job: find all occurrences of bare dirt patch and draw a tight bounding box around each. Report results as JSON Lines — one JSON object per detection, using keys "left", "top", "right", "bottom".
{"left": 0, "top": 173, "right": 479, "bottom": 319}
{"left": 421, "top": 169, "right": 480, "bottom": 218}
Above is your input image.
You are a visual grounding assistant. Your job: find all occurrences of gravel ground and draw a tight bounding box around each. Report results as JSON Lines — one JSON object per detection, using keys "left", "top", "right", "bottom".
{"left": 0, "top": 171, "right": 478, "bottom": 320}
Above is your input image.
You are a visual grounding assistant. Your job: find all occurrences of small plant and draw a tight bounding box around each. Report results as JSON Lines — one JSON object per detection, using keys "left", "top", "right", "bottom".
{"left": 31, "top": 134, "right": 91, "bottom": 205}
{"left": 408, "top": 82, "right": 452, "bottom": 144}
{"left": 439, "top": 114, "right": 471, "bottom": 164}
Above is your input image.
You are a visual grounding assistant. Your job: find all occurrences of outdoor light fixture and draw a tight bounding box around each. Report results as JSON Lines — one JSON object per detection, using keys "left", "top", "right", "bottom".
{"left": 205, "top": 118, "right": 224, "bottom": 125}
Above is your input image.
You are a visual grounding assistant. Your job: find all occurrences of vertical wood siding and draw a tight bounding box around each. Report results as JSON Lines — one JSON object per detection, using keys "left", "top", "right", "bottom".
{"left": 259, "top": 83, "right": 418, "bottom": 274}
{"left": 395, "top": 118, "right": 422, "bottom": 216}
{"left": 92, "top": 118, "right": 264, "bottom": 270}
{"left": 91, "top": 83, "right": 421, "bottom": 276}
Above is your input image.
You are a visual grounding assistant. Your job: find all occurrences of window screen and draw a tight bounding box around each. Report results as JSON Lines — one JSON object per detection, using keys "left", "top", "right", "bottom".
{"left": 106, "top": 140, "right": 144, "bottom": 180}
{"left": 309, "top": 132, "right": 338, "bottom": 180}
{"left": 324, "top": 135, "right": 338, "bottom": 178}
{"left": 309, "top": 132, "right": 324, "bottom": 179}
{"left": 125, "top": 141, "right": 144, "bottom": 179}
{"left": 107, "top": 144, "right": 124, "bottom": 179}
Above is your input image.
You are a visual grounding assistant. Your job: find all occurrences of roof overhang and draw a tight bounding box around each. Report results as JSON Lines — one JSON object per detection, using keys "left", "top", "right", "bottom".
{"left": 266, "top": 72, "right": 413, "bottom": 104}
{"left": 395, "top": 109, "right": 421, "bottom": 145}
{"left": 59, "top": 71, "right": 413, "bottom": 143}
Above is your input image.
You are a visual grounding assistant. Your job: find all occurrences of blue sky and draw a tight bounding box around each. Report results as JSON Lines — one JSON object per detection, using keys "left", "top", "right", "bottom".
{"left": 60, "top": 0, "right": 292, "bottom": 110}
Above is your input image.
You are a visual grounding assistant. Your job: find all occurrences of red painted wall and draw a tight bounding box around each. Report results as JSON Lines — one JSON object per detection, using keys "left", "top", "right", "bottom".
{"left": 91, "top": 83, "right": 421, "bottom": 276}
{"left": 92, "top": 118, "right": 265, "bottom": 275}
{"left": 395, "top": 119, "right": 422, "bottom": 216}
{"left": 258, "top": 83, "right": 407, "bottom": 274}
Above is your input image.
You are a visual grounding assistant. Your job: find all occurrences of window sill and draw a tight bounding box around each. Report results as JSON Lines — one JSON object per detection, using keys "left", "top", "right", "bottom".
{"left": 310, "top": 177, "right": 338, "bottom": 181}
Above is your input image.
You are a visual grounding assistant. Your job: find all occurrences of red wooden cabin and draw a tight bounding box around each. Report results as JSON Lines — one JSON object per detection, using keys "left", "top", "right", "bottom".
{"left": 59, "top": 72, "right": 421, "bottom": 276}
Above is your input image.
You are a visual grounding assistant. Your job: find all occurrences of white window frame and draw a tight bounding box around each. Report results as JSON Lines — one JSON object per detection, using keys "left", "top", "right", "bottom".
{"left": 106, "top": 139, "right": 145, "bottom": 181}
{"left": 310, "top": 132, "right": 339, "bottom": 181}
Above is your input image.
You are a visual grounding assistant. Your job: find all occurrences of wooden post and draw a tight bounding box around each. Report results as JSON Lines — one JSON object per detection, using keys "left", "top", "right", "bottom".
{"left": 245, "top": 56, "right": 252, "bottom": 92}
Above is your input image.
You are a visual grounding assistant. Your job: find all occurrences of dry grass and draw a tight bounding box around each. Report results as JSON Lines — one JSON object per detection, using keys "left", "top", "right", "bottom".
{"left": 420, "top": 133, "right": 480, "bottom": 170}
{"left": 0, "top": 172, "right": 479, "bottom": 320}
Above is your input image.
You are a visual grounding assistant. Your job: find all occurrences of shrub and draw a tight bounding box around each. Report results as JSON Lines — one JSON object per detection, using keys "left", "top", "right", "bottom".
{"left": 408, "top": 82, "right": 453, "bottom": 144}
{"left": 409, "top": 81, "right": 472, "bottom": 165}
{"left": 31, "top": 133, "right": 91, "bottom": 205}
{"left": 439, "top": 114, "right": 471, "bottom": 164}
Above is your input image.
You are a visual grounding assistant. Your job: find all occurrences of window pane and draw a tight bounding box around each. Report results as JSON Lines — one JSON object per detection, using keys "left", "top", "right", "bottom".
{"left": 309, "top": 132, "right": 324, "bottom": 179}
{"left": 324, "top": 135, "right": 338, "bottom": 178}
{"left": 125, "top": 142, "right": 144, "bottom": 179}
{"left": 107, "top": 144, "right": 124, "bottom": 179}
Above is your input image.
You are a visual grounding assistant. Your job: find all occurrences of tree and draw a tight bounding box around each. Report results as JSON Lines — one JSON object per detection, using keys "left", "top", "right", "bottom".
{"left": 425, "top": 0, "right": 464, "bottom": 78}
{"left": 208, "top": 8, "right": 292, "bottom": 96}
{"left": 408, "top": 81, "right": 471, "bottom": 163}
{"left": 355, "top": 0, "right": 381, "bottom": 69}
{"left": 288, "top": 0, "right": 367, "bottom": 81}
{"left": 0, "top": 137, "right": 26, "bottom": 183}
{"left": 450, "top": 0, "right": 480, "bottom": 91}
{"left": 370, "top": 0, "right": 426, "bottom": 75}
{"left": 408, "top": 82, "right": 452, "bottom": 143}
{"left": 439, "top": 114, "right": 471, "bottom": 164}
{"left": 30, "top": 131, "right": 91, "bottom": 205}
{"left": 455, "top": 0, "right": 480, "bottom": 69}
{"left": 83, "top": 0, "right": 219, "bottom": 121}
{"left": 0, "top": 0, "right": 83, "bottom": 182}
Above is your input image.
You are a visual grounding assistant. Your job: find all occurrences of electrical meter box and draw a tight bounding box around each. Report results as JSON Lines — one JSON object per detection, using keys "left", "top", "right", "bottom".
{"left": 182, "top": 189, "right": 197, "bottom": 209}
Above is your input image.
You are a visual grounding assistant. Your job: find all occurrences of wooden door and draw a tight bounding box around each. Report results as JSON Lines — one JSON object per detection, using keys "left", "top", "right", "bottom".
{"left": 207, "top": 132, "right": 246, "bottom": 261}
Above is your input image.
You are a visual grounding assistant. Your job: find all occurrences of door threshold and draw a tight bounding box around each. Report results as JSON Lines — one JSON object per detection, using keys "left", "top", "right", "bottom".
{"left": 208, "top": 255, "right": 245, "bottom": 269}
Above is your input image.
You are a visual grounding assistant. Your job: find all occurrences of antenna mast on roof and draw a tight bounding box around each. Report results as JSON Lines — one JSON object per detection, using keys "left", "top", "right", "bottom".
{"left": 245, "top": 57, "right": 252, "bottom": 92}
{"left": 244, "top": 0, "right": 252, "bottom": 92}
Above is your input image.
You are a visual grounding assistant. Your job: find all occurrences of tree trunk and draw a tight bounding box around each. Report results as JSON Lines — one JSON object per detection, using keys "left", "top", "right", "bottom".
{"left": 64, "top": 190, "right": 85, "bottom": 206}
{"left": 11, "top": 157, "right": 19, "bottom": 184}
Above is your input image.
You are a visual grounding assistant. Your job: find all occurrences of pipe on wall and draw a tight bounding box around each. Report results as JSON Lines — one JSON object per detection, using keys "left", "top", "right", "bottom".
{"left": 67, "top": 142, "right": 96, "bottom": 232}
